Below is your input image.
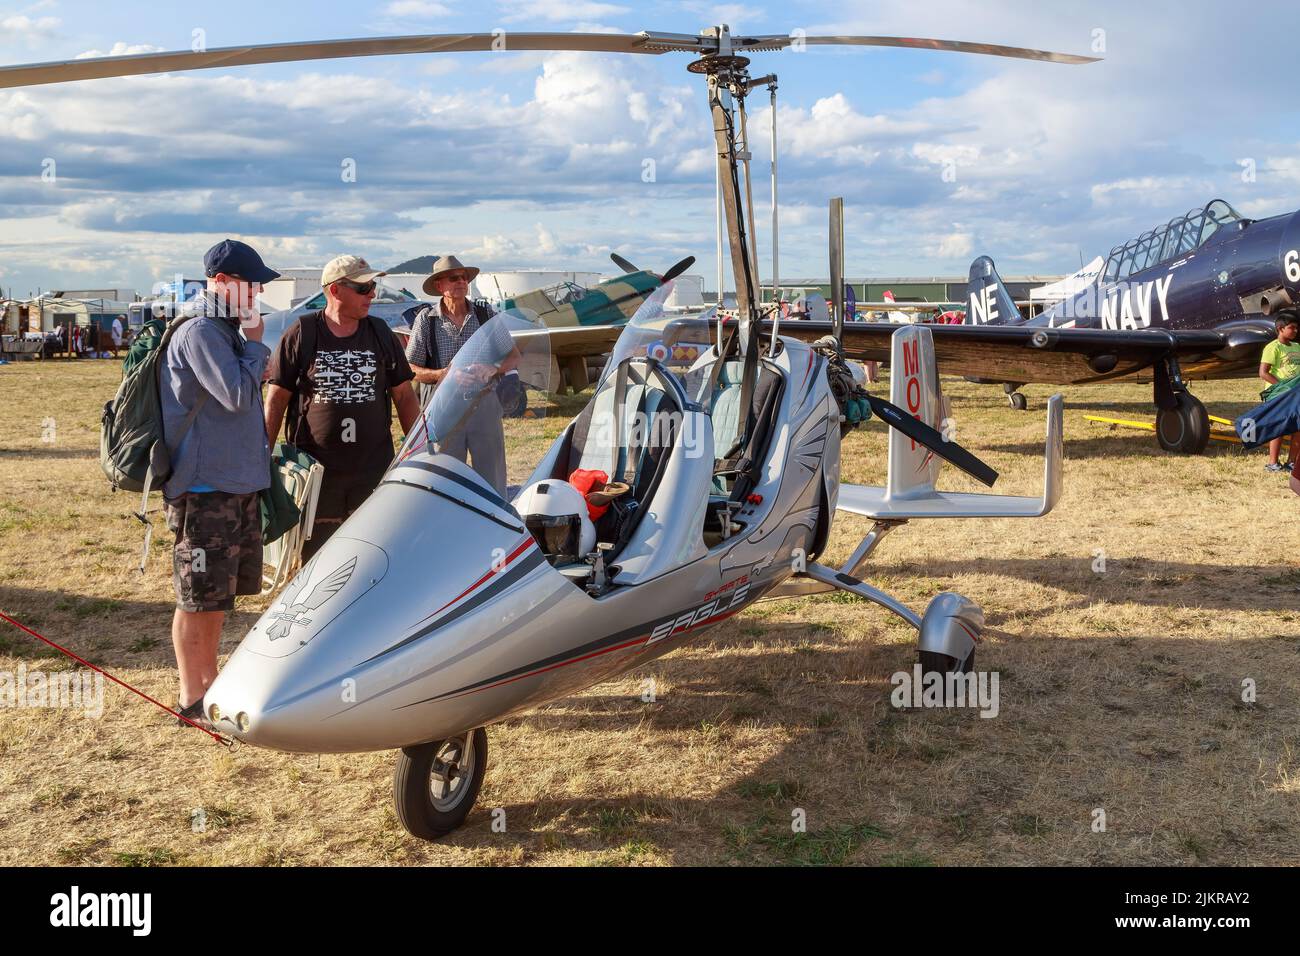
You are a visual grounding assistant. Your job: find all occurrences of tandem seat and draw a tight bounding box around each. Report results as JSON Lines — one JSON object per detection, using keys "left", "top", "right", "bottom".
{"left": 692, "top": 359, "right": 783, "bottom": 502}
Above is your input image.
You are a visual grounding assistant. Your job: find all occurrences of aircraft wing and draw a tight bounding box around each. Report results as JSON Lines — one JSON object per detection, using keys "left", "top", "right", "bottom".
{"left": 390, "top": 322, "right": 621, "bottom": 360}
{"left": 771, "top": 320, "right": 1274, "bottom": 384}
{"left": 511, "top": 324, "right": 624, "bottom": 361}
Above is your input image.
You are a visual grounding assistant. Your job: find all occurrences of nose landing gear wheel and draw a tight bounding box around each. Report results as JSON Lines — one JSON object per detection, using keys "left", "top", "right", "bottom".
{"left": 393, "top": 727, "right": 488, "bottom": 840}
{"left": 919, "top": 649, "right": 975, "bottom": 703}
{"left": 1155, "top": 393, "right": 1209, "bottom": 454}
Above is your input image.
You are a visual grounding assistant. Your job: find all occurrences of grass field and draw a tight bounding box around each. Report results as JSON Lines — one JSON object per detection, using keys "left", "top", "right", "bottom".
{"left": 1, "top": 357, "right": 1297, "bottom": 866}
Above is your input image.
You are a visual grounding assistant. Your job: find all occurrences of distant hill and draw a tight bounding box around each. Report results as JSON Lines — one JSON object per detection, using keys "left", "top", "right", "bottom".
{"left": 387, "top": 255, "right": 441, "bottom": 274}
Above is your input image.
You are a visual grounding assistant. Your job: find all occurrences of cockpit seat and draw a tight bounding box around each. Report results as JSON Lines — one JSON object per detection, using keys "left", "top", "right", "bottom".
{"left": 698, "top": 359, "right": 783, "bottom": 500}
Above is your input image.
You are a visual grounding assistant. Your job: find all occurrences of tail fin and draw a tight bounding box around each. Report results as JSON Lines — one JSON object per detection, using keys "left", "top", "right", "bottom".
{"left": 882, "top": 289, "right": 911, "bottom": 324}
{"left": 966, "top": 256, "right": 1023, "bottom": 326}
{"left": 886, "top": 324, "right": 950, "bottom": 499}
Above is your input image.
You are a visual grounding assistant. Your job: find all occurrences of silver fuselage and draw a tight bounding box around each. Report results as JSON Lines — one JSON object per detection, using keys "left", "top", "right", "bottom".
{"left": 206, "top": 337, "right": 838, "bottom": 752}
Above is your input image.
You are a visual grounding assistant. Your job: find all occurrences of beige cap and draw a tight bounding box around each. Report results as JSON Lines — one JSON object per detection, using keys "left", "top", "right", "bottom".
{"left": 322, "top": 254, "right": 386, "bottom": 288}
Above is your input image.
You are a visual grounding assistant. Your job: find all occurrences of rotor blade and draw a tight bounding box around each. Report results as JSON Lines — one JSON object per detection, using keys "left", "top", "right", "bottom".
{"left": 661, "top": 256, "right": 696, "bottom": 283}
{"left": 610, "top": 253, "right": 640, "bottom": 274}
{"left": 863, "top": 393, "right": 999, "bottom": 487}
{"left": 796, "top": 35, "right": 1099, "bottom": 65}
{"left": 0, "top": 32, "right": 669, "bottom": 89}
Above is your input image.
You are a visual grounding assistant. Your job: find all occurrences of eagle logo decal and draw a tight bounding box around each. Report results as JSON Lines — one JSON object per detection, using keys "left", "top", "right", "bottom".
{"left": 266, "top": 556, "right": 358, "bottom": 641}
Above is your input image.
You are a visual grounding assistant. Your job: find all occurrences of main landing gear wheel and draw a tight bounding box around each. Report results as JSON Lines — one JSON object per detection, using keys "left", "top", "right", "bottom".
{"left": 393, "top": 727, "right": 488, "bottom": 840}
{"left": 1008, "top": 392, "right": 1028, "bottom": 411}
{"left": 1155, "top": 393, "right": 1210, "bottom": 454}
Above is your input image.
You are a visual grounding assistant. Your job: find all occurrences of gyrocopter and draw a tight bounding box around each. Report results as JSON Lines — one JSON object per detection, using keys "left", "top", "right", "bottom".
{"left": 2, "top": 24, "right": 1088, "bottom": 838}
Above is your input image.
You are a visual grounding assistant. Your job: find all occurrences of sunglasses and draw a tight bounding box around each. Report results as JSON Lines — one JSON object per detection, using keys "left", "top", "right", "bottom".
{"left": 441, "top": 272, "right": 471, "bottom": 283}
{"left": 339, "top": 279, "right": 377, "bottom": 295}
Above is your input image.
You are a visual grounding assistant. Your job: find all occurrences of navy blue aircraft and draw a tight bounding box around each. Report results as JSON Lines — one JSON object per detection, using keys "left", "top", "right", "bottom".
{"left": 780, "top": 199, "right": 1289, "bottom": 453}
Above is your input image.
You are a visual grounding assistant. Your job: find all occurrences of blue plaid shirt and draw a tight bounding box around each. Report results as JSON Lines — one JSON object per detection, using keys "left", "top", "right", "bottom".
{"left": 405, "top": 300, "right": 492, "bottom": 370}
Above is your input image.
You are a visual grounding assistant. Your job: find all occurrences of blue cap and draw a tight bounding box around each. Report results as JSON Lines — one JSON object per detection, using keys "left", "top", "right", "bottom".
{"left": 203, "top": 239, "right": 280, "bottom": 285}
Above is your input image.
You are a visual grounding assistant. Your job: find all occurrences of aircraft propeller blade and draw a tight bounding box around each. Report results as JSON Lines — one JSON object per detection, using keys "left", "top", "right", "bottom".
{"left": 0, "top": 30, "right": 1097, "bottom": 90}
{"left": 610, "top": 253, "right": 640, "bottom": 274}
{"left": 661, "top": 256, "right": 696, "bottom": 283}
{"left": 863, "top": 393, "right": 999, "bottom": 487}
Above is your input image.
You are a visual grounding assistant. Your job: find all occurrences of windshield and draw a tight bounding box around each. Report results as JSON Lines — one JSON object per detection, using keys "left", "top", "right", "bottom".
{"left": 392, "top": 308, "right": 551, "bottom": 483}
{"left": 599, "top": 281, "right": 718, "bottom": 397}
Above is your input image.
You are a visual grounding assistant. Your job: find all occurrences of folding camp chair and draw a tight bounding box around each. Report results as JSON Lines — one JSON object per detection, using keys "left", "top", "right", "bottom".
{"left": 262, "top": 454, "right": 325, "bottom": 595}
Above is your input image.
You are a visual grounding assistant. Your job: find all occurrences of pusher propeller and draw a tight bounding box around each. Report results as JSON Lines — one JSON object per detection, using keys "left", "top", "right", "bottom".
{"left": 864, "top": 393, "right": 1000, "bottom": 488}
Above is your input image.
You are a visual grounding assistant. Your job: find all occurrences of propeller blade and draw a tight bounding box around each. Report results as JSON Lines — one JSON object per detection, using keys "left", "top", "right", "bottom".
{"left": 660, "top": 256, "right": 696, "bottom": 283}
{"left": 759, "top": 34, "right": 1099, "bottom": 64}
{"left": 863, "top": 393, "right": 999, "bottom": 487}
{"left": 610, "top": 253, "right": 640, "bottom": 274}
{"left": 0, "top": 32, "right": 668, "bottom": 89}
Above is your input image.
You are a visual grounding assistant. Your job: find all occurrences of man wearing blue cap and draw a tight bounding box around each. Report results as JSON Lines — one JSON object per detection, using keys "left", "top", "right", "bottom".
{"left": 162, "top": 238, "right": 280, "bottom": 729}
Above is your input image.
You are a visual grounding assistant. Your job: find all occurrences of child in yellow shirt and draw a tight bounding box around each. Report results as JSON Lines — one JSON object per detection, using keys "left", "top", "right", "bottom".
{"left": 1259, "top": 314, "right": 1300, "bottom": 471}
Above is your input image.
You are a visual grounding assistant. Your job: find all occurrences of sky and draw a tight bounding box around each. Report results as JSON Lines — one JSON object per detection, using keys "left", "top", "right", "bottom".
{"left": 1, "top": 0, "right": 1298, "bottom": 297}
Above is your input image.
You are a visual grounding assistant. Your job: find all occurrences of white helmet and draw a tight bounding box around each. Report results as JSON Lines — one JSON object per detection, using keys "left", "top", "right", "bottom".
{"left": 515, "top": 480, "right": 596, "bottom": 563}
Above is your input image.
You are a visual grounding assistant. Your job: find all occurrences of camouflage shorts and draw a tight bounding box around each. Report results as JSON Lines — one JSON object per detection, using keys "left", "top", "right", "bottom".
{"left": 165, "top": 491, "right": 263, "bottom": 612}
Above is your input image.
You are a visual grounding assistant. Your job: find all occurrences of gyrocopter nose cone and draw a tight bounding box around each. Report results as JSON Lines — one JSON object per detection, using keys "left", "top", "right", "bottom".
{"left": 205, "top": 451, "right": 550, "bottom": 754}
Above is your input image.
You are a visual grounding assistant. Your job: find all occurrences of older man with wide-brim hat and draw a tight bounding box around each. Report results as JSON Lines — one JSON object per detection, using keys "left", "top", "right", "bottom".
{"left": 405, "top": 255, "right": 519, "bottom": 495}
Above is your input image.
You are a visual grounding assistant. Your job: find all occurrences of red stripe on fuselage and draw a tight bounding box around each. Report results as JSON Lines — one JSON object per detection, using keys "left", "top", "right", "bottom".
{"left": 414, "top": 536, "right": 535, "bottom": 626}
{"left": 435, "top": 605, "right": 748, "bottom": 703}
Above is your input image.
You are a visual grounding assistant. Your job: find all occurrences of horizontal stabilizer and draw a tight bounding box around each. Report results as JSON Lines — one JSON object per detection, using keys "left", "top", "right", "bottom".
{"left": 838, "top": 394, "right": 1063, "bottom": 519}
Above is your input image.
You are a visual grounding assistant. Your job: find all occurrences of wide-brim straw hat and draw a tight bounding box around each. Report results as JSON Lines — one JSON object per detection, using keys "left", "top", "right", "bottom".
{"left": 422, "top": 255, "right": 480, "bottom": 296}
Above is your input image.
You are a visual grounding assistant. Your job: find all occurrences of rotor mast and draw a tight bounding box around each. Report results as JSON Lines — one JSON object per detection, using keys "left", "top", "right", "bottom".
{"left": 692, "top": 25, "right": 759, "bottom": 325}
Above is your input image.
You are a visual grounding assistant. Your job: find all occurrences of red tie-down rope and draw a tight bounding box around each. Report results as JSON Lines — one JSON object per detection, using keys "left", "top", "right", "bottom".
{"left": 0, "top": 609, "right": 230, "bottom": 746}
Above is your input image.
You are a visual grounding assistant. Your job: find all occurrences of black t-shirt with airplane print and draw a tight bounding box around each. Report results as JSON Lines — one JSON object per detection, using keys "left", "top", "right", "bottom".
{"left": 268, "top": 312, "right": 415, "bottom": 479}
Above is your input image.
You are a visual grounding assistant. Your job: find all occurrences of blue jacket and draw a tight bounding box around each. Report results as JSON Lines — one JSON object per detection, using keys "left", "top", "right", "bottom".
{"left": 1235, "top": 384, "right": 1300, "bottom": 448}
{"left": 161, "top": 298, "right": 271, "bottom": 498}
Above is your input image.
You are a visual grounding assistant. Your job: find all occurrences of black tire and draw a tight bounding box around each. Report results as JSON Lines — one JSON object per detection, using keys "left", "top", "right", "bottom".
{"left": 919, "top": 648, "right": 975, "bottom": 703}
{"left": 1009, "top": 392, "right": 1028, "bottom": 411}
{"left": 1155, "top": 393, "right": 1209, "bottom": 454}
{"left": 393, "top": 727, "right": 488, "bottom": 840}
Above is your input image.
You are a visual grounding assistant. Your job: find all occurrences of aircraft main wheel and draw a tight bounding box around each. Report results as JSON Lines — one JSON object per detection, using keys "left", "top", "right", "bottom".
{"left": 1008, "top": 392, "right": 1028, "bottom": 411}
{"left": 1155, "top": 394, "right": 1210, "bottom": 454}
{"left": 393, "top": 727, "right": 488, "bottom": 840}
{"left": 918, "top": 649, "right": 975, "bottom": 703}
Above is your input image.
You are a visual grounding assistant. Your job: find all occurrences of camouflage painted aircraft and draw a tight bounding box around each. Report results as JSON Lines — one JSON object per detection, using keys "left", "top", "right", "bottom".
{"left": 499, "top": 254, "right": 695, "bottom": 390}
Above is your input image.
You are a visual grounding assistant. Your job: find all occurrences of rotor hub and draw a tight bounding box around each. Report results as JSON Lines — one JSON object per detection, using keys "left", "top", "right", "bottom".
{"left": 687, "top": 53, "right": 751, "bottom": 75}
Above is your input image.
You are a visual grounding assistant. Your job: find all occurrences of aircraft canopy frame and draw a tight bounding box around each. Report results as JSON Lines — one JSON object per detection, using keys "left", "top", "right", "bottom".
{"left": 1102, "top": 199, "right": 1242, "bottom": 284}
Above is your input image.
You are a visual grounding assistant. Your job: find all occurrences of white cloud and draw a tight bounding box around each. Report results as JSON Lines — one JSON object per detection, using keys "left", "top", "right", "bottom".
{"left": 0, "top": 14, "right": 59, "bottom": 35}
{"left": 935, "top": 232, "right": 973, "bottom": 259}
{"left": 74, "top": 42, "right": 165, "bottom": 59}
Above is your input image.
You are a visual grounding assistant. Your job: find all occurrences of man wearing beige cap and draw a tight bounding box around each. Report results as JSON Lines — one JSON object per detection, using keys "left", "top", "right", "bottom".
{"left": 265, "top": 254, "right": 421, "bottom": 559}
{"left": 406, "top": 255, "right": 518, "bottom": 494}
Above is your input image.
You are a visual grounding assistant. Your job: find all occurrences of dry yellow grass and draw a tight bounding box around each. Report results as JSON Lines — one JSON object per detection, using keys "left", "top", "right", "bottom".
{"left": 1, "top": 357, "right": 1297, "bottom": 866}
